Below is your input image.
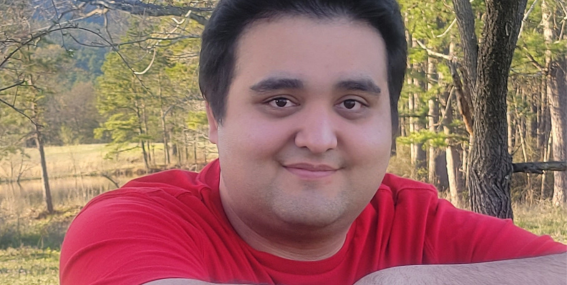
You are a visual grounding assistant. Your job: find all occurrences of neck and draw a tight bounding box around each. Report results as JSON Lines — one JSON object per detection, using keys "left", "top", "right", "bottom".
{"left": 220, "top": 193, "right": 350, "bottom": 261}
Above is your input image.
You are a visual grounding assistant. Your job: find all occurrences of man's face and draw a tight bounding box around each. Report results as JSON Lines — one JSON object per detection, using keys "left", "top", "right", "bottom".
{"left": 208, "top": 16, "right": 392, "bottom": 236}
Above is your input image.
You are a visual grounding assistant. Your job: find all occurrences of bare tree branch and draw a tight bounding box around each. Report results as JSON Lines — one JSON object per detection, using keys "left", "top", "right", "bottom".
{"left": 518, "top": 0, "right": 539, "bottom": 40}
{"left": 520, "top": 45, "right": 545, "bottom": 71}
{"left": 436, "top": 86, "right": 455, "bottom": 133}
{"left": 0, "top": 96, "right": 39, "bottom": 126}
{"left": 1, "top": 25, "right": 79, "bottom": 68}
{"left": 65, "top": 33, "right": 200, "bottom": 48}
{"left": 100, "top": 172, "right": 120, "bottom": 188}
{"left": 134, "top": 48, "right": 157, "bottom": 75}
{"left": 435, "top": 18, "right": 457, "bottom": 38}
{"left": 416, "top": 40, "right": 457, "bottom": 61}
{"left": 77, "top": 0, "right": 211, "bottom": 25}
{"left": 0, "top": 80, "right": 25, "bottom": 93}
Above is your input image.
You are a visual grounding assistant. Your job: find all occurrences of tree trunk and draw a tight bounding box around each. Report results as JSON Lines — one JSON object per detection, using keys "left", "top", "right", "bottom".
{"left": 529, "top": 91, "right": 538, "bottom": 143}
{"left": 443, "top": 90, "right": 464, "bottom": 206}
{"left": 542, "top": 0, "right": 567, "bottom": 206}
{"left": 549, "top": 56, "right": 567, "bottom": 205}
{"left": 408, "top": 73, "right": 420, "bottom": 178}
{"left": 161, "top": 112, "right": 171, "bottom": 165}
{"left": 454, "top": 0, "right": 528, "bottom": 219}
{"left": 507, "top": 106, "right": 514, "bottom": 153}
{"left": 158, "top": 75, "right": 171, "bottom": 166}
{"left": 34, "top": 120, "right": 54, "bottom": 214}
{"left": 538, "top": 80, "right": 550, "bottom": 152}
{"left": 142, "top": 103, "right": 152, "bottom": 166}
{"left": 452, "top": 0, "right": 478, "bottom": 88}
{"left": 428, "top": 57, "right": 440, "bottom": 187}
{"left": 408, "top": 39, "right": 427, "bottom": 180}
{"left": 141, "top": 140, "right": 150, "bottom": 171}
{"left": 30, "top": 93, "right": 54, "bottom": 214}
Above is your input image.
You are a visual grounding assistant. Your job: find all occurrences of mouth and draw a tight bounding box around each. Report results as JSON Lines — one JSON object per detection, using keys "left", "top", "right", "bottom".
{"left": 283, "top": 163, "right": 338, "bottom": 179}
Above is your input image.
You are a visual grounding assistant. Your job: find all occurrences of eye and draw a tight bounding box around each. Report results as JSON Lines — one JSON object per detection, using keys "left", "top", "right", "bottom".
{"left": 268, "top": 97, "right": 297, "bottom": 108}
{"left": 338, "top": 99, "right": 364, "bottom": 111}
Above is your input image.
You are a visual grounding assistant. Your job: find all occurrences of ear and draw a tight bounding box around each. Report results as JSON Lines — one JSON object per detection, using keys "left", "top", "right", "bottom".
{"left": 206, "top": 102, "right": 219, "bottom": 144}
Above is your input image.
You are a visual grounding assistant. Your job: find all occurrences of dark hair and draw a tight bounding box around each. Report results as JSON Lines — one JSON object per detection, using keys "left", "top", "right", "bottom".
{"left": 199, "top": 0, "right": 407, "bottom": 135}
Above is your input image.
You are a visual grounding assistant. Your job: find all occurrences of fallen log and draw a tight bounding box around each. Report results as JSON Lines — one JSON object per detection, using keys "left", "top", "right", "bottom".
{"left": 512, "top": 161, "right": 567, "bottom": 174}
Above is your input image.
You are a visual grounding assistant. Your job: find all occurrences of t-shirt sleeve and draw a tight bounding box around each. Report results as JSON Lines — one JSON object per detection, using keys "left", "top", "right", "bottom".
{"left": 424, "top": 199, "right": 567, "bottom": 264}
{"left": 60, "top": 189, "right": 208, "bottom": 285}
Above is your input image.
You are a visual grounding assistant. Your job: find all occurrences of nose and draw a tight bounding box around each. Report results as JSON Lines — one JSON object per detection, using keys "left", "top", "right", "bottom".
{"left": 294, "top": 107, "right": 338, "bottom": 154}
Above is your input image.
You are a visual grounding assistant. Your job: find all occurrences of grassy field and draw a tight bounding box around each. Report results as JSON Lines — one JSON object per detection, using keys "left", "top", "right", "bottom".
{"left": 0, "top": 143, "right": 218, "bottom": 182}
{"left": 0, "top": 144, "right": 565, "bottom": 284}
{"left": 514, "top": 201, "right": 567, "bottom": 244}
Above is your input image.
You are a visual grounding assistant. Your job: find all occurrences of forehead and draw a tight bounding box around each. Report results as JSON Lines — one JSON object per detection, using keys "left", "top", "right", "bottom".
{"left": 231, "top": 15, "right": 388, "bottom": 86}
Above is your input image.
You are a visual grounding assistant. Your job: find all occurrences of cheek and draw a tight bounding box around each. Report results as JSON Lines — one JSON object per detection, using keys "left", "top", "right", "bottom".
{"left": 344, "top": 118, "right": 391, "bottom": 159}
{"left": 217, "top": 115, "right": 294, "bottom": 159}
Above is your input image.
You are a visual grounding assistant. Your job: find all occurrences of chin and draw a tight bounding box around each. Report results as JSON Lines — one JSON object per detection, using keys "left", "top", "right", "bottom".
{"left": 269, "top": 189, "right": 349, "bottom": 229}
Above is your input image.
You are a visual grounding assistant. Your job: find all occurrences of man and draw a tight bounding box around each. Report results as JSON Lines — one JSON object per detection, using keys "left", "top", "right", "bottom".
{"left": 60, "top": 0, "right": 567, "bottom": 284}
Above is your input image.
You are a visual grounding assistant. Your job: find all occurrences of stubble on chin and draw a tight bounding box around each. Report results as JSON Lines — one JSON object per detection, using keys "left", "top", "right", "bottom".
{"left": 263, "top": 182, "right": 351, "bottom": 229}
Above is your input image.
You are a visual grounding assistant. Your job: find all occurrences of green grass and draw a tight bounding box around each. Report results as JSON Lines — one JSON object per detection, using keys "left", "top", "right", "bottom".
{"left": 0, "top": 205, "right": 81, "bottom": 250}
{"left": 514, "top": 201, "right": 567, "bottom": 244}
{"left": 0, "top": 247, "right": 59, "bottom": 285}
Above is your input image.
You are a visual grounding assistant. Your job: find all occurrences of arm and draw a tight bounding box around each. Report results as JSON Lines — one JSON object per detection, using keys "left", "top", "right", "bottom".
{"left": 144, "top": 279, "right": 246, "bottom": 285}
{"left": 355, "top": 253, "right": 567, "bottom": 285}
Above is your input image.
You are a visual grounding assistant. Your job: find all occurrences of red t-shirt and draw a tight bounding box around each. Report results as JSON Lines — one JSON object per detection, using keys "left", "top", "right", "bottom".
{"left": 60, "top": 160, "right": 566, "bottom": 285}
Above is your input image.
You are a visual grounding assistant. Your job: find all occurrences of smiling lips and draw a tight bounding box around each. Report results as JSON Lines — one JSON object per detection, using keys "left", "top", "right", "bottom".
{"left": 284, "top": 163, "right": 338, "bottom": 179}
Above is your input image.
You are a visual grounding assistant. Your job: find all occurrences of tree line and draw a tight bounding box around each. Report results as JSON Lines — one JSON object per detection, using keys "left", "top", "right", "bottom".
{"left": 0, "top": 0, "right": 565, "bottom": 216}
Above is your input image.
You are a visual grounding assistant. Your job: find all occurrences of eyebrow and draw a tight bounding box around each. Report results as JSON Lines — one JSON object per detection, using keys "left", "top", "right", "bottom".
{"left": 250, "top": 77, "right": 304, "bottom": 92}
{"left": 335, "top": 79, "right": 381, "bottom": 95}
{"left": 249, "top": 76, "right": 382, "bottom": 95}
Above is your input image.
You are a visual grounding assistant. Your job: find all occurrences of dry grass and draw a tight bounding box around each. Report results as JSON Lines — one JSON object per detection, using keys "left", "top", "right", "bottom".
{"left": 0, "top": 144, "right": 144, "bottom": 181}
{"left": 0, "top": 142, "right": 218, "bottom": 182}
{"left": 514, "top": 201, "right": 567, "bottom": 244}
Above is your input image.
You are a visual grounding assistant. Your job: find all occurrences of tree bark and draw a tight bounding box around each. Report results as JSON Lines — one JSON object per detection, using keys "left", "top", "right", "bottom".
{"left": 513, "top": 161, "right": 567, "bottom": 174}
{"left": 542, "top": 0, "right": 567, "bottom": 206}
{"left": 455, "top": 0, "right": 528, "bottom": 219}
{"left": 449, "top": 62, "right": 474, "bottom": 135}
{"left": 35, "top": 129, "right": 54, "bottom": 214}
{"left": 507, "top": 105, "right": 514, "bottom": 153}
{"left": 31, "top": 102, "right": 54, "bottom": 214}
{"left": 452, "top": 0, "right": 478, "bottom": 88}
{"left": 549, "top": 57, "right": 567, "bottom": 205}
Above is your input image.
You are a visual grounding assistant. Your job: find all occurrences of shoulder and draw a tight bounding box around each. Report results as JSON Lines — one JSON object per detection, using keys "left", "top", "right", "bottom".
{"left": 372, "top": 174, "right": 566, "bottom": 264}
{"left": 81, "top": 160, "right": 222, "bottom": 214}
{"left": 376, "top": 173, "right": 439, "bottom": 207}
{"left": 60, "top": 160, "right": 224, "bottom": 284}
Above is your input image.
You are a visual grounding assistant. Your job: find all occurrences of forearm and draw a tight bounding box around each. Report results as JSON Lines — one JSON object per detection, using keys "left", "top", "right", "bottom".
{"left": 144, "top": 279, "right": 248, "bottom": 285}
{"left": 355, "top": 252, "right": 567, "bottom": 285}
